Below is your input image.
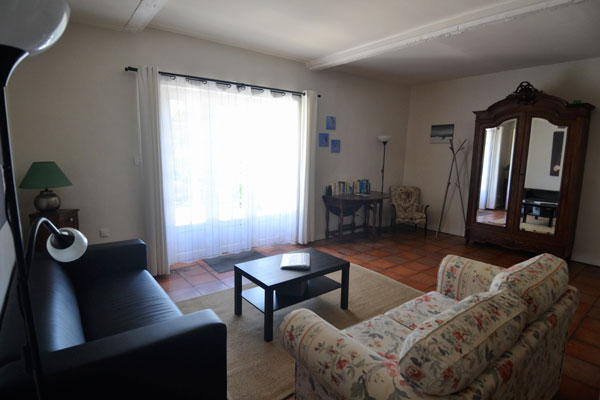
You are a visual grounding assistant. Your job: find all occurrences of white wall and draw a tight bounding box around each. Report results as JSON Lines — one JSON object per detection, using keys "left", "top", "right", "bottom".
{"left": 404, "top": 57, "right": 600, "bottom": 265}
{"left": 6, "top": 23, "right": 410, "bottom": 246}
{"left": 524, "top": 118, "right": 565, "bottom": 191}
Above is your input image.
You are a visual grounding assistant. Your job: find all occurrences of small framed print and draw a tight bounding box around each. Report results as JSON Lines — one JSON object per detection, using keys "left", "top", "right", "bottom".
{"left": 326, "top": 116, "right": 336, "bottom": 130}
{"left": 331, "top": 139, "right": 341, "bottom": 153}
{"left": 430, "top": 124, "right": 454, "bottom": 144}
{"left": 318, "top": 133, "right": 329, "bottom": 147}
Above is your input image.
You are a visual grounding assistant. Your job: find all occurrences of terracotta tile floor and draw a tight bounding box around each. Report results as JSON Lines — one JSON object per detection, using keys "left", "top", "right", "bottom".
{"left": 155, "top": 228, "right": 600, "bottom": 399}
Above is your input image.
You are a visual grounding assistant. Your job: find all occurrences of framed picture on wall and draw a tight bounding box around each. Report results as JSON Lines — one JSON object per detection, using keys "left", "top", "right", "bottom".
{"left": 430, "top": 124, "right": 454, "bottom": 144}
{"left": 318, "top": 133, "right": 329, "bottom": 147}
{"left": 331, "top": 139, "right": 341, "bottom": 153}
{"left": 326, "top": 116, "right": 336, "bottom": 130}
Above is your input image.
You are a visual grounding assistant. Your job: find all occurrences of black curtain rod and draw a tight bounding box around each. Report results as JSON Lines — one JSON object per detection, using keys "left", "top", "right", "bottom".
{"left": 124, "top": 66, "right": 320, "bottom": 98}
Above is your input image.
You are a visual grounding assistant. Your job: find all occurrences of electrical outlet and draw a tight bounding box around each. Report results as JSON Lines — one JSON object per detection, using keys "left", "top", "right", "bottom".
{"left": 99, "top": 228, "right": 110, "bottom": 237}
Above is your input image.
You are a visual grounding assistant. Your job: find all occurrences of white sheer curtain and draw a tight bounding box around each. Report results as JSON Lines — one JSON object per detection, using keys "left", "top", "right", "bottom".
{"left": 159, "top": 76, "right": 306, "bottom": 264}
{"left": 136, "top": 66, "right": 169, "bottom": 276}
{"left": 297, "top": 90, "right": 317, "bottom": 244}
{"left": 479, "top": 127, "right": 503, "bottom": 210}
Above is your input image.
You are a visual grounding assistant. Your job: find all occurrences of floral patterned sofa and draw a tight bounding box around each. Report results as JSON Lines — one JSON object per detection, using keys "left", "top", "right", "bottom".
{"left": 279, "top": 253, "right": 578, "bottom": 399}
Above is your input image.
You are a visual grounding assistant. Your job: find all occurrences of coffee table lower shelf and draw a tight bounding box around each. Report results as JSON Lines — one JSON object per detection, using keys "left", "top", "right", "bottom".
{"left": 241, "top": 276, "right": 341, "bottom": 313}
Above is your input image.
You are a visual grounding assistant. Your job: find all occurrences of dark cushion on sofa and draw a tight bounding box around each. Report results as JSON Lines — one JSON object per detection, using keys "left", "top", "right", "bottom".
{"left": 76, "top": 270, "right": 182, "bottom": 341}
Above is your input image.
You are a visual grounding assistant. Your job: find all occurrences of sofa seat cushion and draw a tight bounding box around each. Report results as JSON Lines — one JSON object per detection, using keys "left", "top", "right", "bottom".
{"left": 343, "top": 315, "right": 412, "bottom": 358}
{"left": 384, "top": 291, "right": 458, "bottom": 330}
{"left": 398, "top": 290, "right": 528, "bottom": 395}
{"left": 489, "top": 253, "right": 568, "bottom": 323}
{"left": 76, "top": 270, "right": 182, "bottom": 341}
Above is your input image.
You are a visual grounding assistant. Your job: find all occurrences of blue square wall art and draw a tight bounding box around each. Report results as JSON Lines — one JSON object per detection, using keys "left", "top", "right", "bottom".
{"left": 318, "top": 133, "right": 329, "bottom": 147}
{"left": 331, "top": 139, "right": 341, "bottom": 153}
{"left": 326, "top": 116, "right": 336, "bottom": 130}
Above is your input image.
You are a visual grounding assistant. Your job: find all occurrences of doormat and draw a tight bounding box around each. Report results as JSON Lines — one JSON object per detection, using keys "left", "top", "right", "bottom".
{"left": 203, "top": 250, "right": 265, "bottom": 274}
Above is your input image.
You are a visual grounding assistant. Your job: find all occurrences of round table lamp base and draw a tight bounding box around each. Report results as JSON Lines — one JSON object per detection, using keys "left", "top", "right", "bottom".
{"left": 34, "top": 189, "right": 61, "bottom": 211}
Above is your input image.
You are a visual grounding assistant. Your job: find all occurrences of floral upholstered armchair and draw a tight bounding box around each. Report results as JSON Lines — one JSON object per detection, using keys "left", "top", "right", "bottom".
{"left": 390, "top": 186, "right": 429, "bottom": 235}
{"left": 279, "top": 253, "right": 578, "bottom": 400}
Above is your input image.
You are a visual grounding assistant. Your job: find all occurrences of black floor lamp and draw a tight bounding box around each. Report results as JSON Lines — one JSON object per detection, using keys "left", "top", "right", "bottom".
{"left": 0, "top": 1, "right": 72, "bottom": 398}
{"left": 377, "top": 135, "right": 392, "bottom": 193}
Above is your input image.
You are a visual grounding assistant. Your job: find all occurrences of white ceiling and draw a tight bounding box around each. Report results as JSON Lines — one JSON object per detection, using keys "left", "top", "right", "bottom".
{"left": 66, "top": 0, "right": 600, "bottom": 84}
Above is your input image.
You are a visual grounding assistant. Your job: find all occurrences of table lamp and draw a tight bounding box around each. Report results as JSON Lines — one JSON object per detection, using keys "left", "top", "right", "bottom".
{"left": 377, "top": 135, "right": 392, "bottom": 193}
{"left": 19, "top": 161, "right": 72, "bottom": 211}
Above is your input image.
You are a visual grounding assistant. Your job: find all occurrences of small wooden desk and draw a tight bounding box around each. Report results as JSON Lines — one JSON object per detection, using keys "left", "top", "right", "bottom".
{"left": 322, "top": 191, "right": 390, "bottom": 239}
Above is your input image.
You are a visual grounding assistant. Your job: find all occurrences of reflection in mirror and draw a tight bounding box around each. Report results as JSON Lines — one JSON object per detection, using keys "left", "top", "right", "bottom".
{"left": 476, "top": 119, "right": 517, "bottom": 226}
{"left": 520, "top": 118, "right": 567, "bottom": 235}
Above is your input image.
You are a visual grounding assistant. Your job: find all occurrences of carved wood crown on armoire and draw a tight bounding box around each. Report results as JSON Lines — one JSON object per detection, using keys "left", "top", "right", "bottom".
{"left": 465, "top": 82, "right": 594, "bottom": 259}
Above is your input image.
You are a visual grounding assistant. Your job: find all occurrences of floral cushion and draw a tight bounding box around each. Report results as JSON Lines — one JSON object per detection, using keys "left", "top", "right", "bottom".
{"left": 489, "top": 253, "right": 568, "bottom": 323}
{"left": 384, "top": 291, "right": 458, "bottom": 330}
{"left": 343, "top": 315, "right": 412, "bottom": 358}
{"left": 397, "top": 290, "right": 528, "bottom": 395}
{"left": 391, "top": 186, "right": 421, "bottom": 213}
{"left": 437, "top": 255, "right": 503, "bottom": 300}
{"left": 395, "top": 211, "right": 427, "bottom": 224}
{"left": 460, "top": 286, "right": 579, "bottom": 400}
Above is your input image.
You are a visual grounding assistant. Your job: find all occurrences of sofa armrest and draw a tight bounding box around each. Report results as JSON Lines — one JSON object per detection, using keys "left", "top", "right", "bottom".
{"left": 62, "top": 239, "right": 147, "bottom": 282}
{"left": 41, "top": 309, "right": 227, "bottom": 399}
{"left": 279, "top": 309, "right": 420, "bottom": 399}
{"left": 437, "top": 255, "right": 503, "bottom": 300}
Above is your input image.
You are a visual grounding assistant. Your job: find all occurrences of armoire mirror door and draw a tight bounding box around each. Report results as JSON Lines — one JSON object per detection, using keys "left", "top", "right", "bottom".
{"left": 519, "top": 118, "right": 568, "bottom": 236}
{"left": 476, "top": 118, "right": 517, "bottom": 227}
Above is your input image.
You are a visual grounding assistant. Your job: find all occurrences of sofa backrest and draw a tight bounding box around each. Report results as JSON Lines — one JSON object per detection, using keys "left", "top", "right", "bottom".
{"left": 489, "top": 253, "right": 569, "bottom": 323}
{"left": 28, "top": 257, "right": 85, "bottom": 352}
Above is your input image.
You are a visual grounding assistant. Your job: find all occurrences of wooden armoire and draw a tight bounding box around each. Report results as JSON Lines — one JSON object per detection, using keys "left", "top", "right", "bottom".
{"left": 465, "top": 82, "right": 594, "bottom": 258}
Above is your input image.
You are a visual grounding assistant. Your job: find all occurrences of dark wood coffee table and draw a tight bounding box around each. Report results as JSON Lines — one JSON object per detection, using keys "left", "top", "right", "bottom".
{"left": 234, "top": 248, "right": 350, "bottom": 341}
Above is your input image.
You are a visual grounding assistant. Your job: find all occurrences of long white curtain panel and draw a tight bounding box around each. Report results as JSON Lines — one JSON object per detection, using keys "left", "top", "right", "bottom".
{"left": 136, "top": 66, "right": 170, "bottom": 276}
{"left": 159, "top": 76, "right": 309, "bottom": 264}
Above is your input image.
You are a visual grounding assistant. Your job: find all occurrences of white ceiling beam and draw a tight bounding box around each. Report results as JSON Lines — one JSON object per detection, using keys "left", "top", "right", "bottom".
{"left": 124, "top": 0, "right": 169, "bottom": 32}
{"left": 306, "top": 0, "right": 588, "bottom": 70}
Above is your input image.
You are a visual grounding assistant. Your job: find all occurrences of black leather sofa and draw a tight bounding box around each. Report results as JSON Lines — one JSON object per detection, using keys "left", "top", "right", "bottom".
{"left": 0, "top": 239, "right": 227, "bottom": 399}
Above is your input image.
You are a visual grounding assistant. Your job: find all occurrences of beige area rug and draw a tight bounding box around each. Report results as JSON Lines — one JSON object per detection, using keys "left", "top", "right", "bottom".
{"left": 177, "top": 264, "right": 423, "bottom": 400}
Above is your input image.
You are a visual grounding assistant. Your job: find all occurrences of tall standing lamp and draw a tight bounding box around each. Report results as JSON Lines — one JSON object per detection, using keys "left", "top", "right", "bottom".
{"left": 377, "top": 135, "right": 392, "bottom": 193}
{"left": 0, "top": 0, "right": 71, "bottom": 398}
{"left": 19, "top": 161, "right": 72, "bottom": 211}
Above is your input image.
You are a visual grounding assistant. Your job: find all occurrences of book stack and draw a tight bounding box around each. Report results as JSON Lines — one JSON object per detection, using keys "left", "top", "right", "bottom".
{"left": 325, "top": 179, "right": 371, "bottom": 196}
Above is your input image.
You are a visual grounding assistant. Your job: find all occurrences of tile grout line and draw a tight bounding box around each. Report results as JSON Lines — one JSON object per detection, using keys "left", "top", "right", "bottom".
{"left": 568, "top": 295, "right": 600, "bottom": 340}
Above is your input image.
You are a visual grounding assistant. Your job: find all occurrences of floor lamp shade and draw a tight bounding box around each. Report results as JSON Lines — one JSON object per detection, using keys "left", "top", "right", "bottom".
{"left": 0, "top": 0, "right": 70, "bottom": 56}
{"left": 19, "top": 162, "right": 72, "bottom": 211}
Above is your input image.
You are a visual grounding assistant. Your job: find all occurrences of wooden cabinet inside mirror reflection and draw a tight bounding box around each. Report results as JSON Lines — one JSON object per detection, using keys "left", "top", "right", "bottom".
{"left": 465, "top": 82, "right": 594, "bottom": 258}
{"left": 29, "top": 209, "right": 79, "bottom": 252}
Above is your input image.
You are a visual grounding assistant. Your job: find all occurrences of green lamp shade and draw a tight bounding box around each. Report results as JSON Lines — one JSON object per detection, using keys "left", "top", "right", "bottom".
{"left": 19, "top": 161, "right": 72, "bottom": 189}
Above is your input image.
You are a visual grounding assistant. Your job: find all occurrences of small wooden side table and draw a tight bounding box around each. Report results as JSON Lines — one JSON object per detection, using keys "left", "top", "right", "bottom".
{"left": 322, "top": 191, "right": 390, "bottom": 239}
{"left": 29, "top": 208, "right": 79, "bottom": 252}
